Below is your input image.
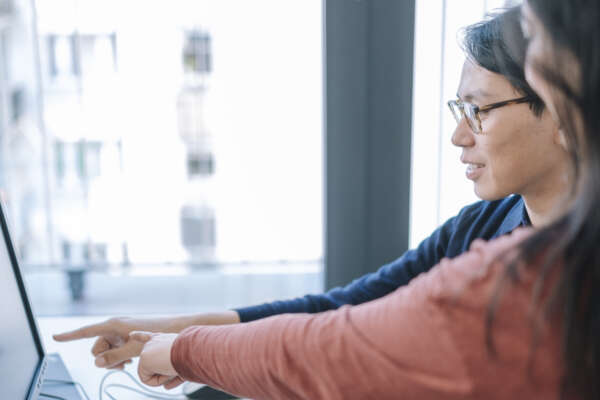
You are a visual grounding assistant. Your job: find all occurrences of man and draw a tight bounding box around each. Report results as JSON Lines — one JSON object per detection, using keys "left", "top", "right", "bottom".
{"left": 54, "top": 7, "right": 572, "bottom": 372}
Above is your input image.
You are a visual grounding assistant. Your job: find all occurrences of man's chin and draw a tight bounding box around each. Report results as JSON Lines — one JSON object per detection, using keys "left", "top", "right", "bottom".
{"left": 473, "top": 185, "right": 509, "bottom": 202}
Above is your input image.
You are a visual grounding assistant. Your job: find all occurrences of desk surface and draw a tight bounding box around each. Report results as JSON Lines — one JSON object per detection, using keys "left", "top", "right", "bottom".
{"left": 38, "top": 316, "right": 194, "bottom": 400}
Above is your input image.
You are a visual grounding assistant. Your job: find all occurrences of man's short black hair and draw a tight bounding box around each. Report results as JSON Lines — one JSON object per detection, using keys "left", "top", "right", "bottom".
{"left": 461, "top": 6, "right": 545, "bottom": 116}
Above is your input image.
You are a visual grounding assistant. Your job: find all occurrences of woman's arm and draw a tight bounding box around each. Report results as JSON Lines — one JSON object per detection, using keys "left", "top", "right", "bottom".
{"left": 138, "top": 230, "right": 543, "bottom": 400}
{"left": 170, "top": 232, "right": 533, "bottom": 400}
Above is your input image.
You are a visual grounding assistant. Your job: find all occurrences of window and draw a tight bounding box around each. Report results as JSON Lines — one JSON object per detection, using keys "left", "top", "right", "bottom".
{"left": 1, "top": 0, "right": 323, "bottom": 315}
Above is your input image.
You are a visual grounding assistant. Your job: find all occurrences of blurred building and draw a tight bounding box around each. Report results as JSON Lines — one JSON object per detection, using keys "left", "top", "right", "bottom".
{"left": 40, "top": 29, "right": 126, "bottom": 274}
{"left": 177, "top": 29, "right": 216, "bottom": 265}
{"left": 0, "top": 0, "right": 50, "bottom": 267}
{"left": 1, "top": 0, "right": 324, "bottom": 305}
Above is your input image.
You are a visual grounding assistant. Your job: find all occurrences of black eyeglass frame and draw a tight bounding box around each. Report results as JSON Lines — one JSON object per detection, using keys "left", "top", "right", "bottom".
{"left": 447, "top": 95, "right": 536, "bottom": 134}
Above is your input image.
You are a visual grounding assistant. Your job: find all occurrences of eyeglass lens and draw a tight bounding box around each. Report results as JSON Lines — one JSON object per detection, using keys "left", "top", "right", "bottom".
{"left": 449, "top": 101, "right": 480, "bottom": 134}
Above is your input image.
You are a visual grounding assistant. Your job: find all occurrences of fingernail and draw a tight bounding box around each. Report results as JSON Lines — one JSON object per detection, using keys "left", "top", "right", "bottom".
{"left": 96, "top": 356, "right": 107, "bottom": 367}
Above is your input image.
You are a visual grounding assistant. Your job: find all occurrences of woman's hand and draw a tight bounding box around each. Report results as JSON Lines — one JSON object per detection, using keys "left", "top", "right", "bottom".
{"left": 53, "top": 317, "right": 176, "bottom": 369}
{"left": 129, "top": 331, "right": 185, "bottom": 390}
{"left": 52, "top": 312, "right": 240, "bottom": 370}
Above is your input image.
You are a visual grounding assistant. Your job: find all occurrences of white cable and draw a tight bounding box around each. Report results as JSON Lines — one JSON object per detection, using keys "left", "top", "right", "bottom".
{"left": 104, "top": 383, "right": 187, "bottom": 400}
{"left": 99, "top": 369, "right": 186, "bottom": 400}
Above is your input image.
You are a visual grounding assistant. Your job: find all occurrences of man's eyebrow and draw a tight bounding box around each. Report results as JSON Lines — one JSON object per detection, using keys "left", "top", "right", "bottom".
{"left": 457, "top": 89, "right": 492, "bottom": 102}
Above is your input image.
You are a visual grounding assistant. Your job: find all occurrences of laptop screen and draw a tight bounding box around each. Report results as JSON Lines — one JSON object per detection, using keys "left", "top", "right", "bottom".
{"left": 0, "top": 220, "right": 41, "bottom": 399}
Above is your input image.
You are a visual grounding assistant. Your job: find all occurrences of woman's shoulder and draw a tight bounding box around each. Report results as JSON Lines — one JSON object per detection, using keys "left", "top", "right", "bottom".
{"left": 418, "top": 227, "right": 535, "bottom": 302}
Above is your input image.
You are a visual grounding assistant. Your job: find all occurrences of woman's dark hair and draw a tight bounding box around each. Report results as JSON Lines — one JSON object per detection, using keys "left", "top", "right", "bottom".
{"left": 488, "top": 2, "right": 600, "bottom": 400}
{"left": 461, "top": 6, "right": 545, "bottom": 116}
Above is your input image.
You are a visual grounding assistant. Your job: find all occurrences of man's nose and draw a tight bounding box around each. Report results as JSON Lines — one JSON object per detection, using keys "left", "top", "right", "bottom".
{"left": 451, "top": 118, "right": 476, "bottom": 147}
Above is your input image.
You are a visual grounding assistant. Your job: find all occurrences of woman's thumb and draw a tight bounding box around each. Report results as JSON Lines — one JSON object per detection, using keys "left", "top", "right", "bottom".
{"left": 129, "top": 331, "right": 153, "bottom": 343}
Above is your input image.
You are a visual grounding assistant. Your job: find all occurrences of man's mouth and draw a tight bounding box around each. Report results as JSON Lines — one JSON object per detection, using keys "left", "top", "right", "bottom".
{"left": 466, "top": 163, "right": 485, "bottom": 179}
{"left": 466, "top": 163, "right": 484, "bottom": 172}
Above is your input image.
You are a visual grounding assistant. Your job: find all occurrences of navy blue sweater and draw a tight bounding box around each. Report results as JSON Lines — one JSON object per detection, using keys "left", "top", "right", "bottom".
{"left": 236, "top": 195, "right": 530, "bottom": 322}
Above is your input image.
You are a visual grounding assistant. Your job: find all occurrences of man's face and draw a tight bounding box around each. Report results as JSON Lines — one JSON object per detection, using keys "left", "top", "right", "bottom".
{"left": 451, "top": 59, "right": 566, "bottom": 201}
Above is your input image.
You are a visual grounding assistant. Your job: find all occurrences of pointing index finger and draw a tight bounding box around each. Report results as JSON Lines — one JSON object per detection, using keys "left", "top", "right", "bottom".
{"left": 53, "top": 322, "right": 108, "bottom": 342}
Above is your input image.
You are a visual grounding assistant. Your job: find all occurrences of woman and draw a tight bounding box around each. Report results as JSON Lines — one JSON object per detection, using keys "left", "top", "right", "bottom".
{"left": 130, "top": 3, "right": 599, "bottom": 399}
{"left": 517, "top": 1, "right": 600, "bottom": 398}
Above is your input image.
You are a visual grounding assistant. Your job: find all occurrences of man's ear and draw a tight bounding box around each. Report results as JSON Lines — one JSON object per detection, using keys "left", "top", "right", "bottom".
{"left": 543, "top": 106, "right": 568, "bottom": 150}
{"left": 555, "top": 127, "right": 568, "bottom": 150}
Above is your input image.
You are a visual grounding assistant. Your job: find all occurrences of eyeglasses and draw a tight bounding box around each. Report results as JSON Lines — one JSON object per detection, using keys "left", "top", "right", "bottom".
{"left": 447, "top": 96, "right": 535, "bottom": 134}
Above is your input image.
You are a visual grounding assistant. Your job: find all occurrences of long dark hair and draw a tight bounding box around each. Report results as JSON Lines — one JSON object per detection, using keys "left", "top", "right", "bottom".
{"left": 490, "top": 1, "right": 600, "bottom": 399}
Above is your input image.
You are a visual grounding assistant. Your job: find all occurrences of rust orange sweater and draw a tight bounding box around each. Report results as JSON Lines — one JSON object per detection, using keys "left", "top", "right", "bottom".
{"left": 171, "top": 229, "right": 563, "bottom": 400}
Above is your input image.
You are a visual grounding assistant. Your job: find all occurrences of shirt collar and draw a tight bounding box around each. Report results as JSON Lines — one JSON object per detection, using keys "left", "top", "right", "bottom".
{"left": 497, "top": 196, "right": 530, "bottom": 235}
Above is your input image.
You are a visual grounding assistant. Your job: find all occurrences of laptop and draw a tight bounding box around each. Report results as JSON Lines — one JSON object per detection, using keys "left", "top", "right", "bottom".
{"left": 0, "top": 201, "right": 84, "bottom": 400}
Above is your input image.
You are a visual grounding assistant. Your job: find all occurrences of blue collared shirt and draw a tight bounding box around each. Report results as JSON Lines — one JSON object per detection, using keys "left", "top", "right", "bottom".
{"left": 236, "top": 195, "right": 530, "bottom": 322}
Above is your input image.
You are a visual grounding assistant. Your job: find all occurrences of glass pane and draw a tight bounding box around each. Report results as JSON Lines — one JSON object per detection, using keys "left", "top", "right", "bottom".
{"left": 0, "top": 0, "right": 51, "bottom": 265}
{"left": 10, "top": 0, "right": 323, "bottom": 315}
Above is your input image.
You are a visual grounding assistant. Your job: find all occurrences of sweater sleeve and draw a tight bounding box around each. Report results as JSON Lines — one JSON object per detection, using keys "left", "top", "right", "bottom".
{"left": 235, "top": 213, "right": 458, "bottom": 322}
{"left": 172, "top": 230, "right": 536, "bottom": 400}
